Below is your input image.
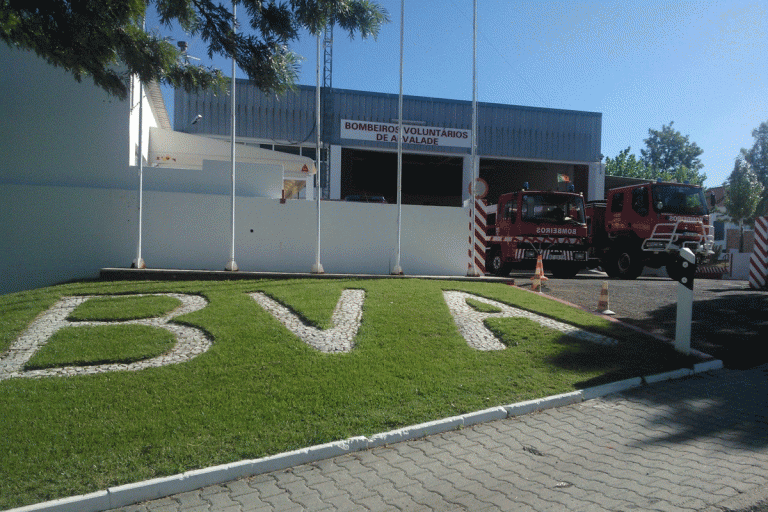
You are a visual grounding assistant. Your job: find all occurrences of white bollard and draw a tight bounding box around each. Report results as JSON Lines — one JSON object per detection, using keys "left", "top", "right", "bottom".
{"left": 674, "top": 248, "right": 696, "bottom": 354}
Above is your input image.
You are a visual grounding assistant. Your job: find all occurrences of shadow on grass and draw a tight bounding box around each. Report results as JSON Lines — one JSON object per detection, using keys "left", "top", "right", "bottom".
{"left": 547, "top": 332, "right": 700, "bottom": 388}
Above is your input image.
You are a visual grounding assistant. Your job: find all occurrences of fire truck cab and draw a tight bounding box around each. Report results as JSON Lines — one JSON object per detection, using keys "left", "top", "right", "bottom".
{"left": 587, "top": 181, "right": 714, "bottom": 279}
{"left": 485, "top": 189, "right": 589, "bottom": 278}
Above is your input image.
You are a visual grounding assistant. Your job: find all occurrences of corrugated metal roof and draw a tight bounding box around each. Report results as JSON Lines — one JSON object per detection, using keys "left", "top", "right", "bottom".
{"left": 175, "top": 84, "right": 601, "bottom": 163}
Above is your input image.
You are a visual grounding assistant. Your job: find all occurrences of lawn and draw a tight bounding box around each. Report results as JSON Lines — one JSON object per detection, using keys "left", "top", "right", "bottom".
{"left": 0, "top": 278, "right": 698, "bottom": 509}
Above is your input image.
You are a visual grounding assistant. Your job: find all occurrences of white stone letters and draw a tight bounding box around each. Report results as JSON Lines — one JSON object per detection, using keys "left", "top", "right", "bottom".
{"left": 443, "top": 291, "right": 617, "bottom": 350}
{"left": 0, "top": 294, "right": 211, "bottom": 380}
{"left": 0, "top": 289, "right": 616, "bottom": 380}
{"left": 250, "top": 290, "right": 365, "bottom": 353}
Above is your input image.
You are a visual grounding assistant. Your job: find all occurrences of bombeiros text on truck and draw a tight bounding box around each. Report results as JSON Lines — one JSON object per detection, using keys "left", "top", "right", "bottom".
{"left": 484, "top": 180, "right": 714, "bottom": 280}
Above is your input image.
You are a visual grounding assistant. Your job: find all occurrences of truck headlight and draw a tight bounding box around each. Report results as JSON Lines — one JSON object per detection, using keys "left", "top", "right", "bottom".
{"left": 646, "top": 241, "right": 666, "bottom": 249}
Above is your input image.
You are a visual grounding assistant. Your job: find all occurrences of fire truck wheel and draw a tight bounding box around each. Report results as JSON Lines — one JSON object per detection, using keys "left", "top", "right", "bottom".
{"left": 550, "top": 263, "right": 581, "bottom": 279}
{"left": 486, "top": 248, "right": 510, "bottom": 276}
{"left": 609, "top": 246, "right": 643, "bottom": 280}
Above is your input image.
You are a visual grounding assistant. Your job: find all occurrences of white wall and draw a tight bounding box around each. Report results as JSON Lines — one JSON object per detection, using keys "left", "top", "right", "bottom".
{"left": 128, "top": 76, "right": 158, "bottom": 167}
{"left": 0, "top": 184, "right": 137, "bottom": 294}
{"left": 0, "top": 46, "right": 133, "bottom": 190}
{"left": 1, "top": 183, "right": 469, "bottom": 295}
{"left": 141, "top": 160, "right": 283, "bottom": 198}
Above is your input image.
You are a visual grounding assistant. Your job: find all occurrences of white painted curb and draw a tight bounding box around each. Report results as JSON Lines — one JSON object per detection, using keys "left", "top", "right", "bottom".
{"left": 694, "top": 359, "right": 724, "bottom": 373}
{"left": 8, "top": 491, "right": 109, "bottom": 512}
{"left": 367, "top": 416, "right": 464, "bottom": 449}
{"left": 644, "top": 368, "right": 694, "bottom": 384}
{"left": 504, "top": 391, "right": 583, "bottom": 417}
{"left": 8, "top": 364, "right": 719, "bottom": 512}
{"left": 580, "top": 377, "right": 643, "bottom": 401}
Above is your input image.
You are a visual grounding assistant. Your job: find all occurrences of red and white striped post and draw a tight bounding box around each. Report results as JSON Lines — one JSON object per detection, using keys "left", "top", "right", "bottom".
{"left": 468, "top": 199, "right": 493, "bottom": 275}
{"left": 749, "top": 216, "right": 768, "bottom": 290}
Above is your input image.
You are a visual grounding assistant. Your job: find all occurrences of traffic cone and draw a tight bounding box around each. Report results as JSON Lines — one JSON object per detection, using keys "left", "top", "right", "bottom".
{"left": 597, "top": 281, "right": 615, "bottom": 315}
{"left": 530, "top": 254, "right": 548, "bottom": 292}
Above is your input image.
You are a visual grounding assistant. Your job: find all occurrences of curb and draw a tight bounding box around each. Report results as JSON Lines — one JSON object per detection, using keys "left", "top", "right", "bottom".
{"left": 9, "top": 360, "right": 722, "bottom": 512}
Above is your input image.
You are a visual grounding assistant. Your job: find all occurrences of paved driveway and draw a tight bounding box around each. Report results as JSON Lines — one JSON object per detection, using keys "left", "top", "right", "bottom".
{"left": 514, "top": 271, "right": 768, "bottom": 370}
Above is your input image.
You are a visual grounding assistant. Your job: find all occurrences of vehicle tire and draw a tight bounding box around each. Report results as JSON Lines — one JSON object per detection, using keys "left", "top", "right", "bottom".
{"left": 549, "top": 262, "right": 581, "bottom": 279}
{"left": 486, "top": 248, "right": 510, "bottom": 276}
{"left": 608, "top": 246, "right": 643, "bottom": 280}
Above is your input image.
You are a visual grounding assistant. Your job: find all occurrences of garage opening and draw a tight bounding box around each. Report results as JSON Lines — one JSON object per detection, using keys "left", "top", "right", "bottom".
{"left": 479, "top": 159, "right": 588, "bottom": 205}
{"left": 341, "top": 149, "right": 463, "bottom": 206}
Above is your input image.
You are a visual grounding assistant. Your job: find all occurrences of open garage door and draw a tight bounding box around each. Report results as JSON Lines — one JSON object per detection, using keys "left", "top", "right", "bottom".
{"left": 479, "top": 159, "right": 588, "bottom": 205}
{"left": 341, "top": 149, "right": 463, "bottom": 206}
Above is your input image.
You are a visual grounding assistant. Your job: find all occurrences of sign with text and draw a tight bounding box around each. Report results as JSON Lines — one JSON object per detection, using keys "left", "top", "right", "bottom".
{"left": 341, "top": 119, "right": 472, "bottom": 148}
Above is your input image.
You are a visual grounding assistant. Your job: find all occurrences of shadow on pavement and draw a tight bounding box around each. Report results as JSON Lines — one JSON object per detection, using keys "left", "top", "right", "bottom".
{"left": 626, "top": 365, "right": 768, "bottom": 452}
{"left": 643, "top": 291, "right": 768, "bottom": 369}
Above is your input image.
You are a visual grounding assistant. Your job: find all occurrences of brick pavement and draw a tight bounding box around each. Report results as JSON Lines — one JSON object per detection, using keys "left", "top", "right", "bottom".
{"left": 110, "top": 364, "right": 768, "bottom": 512}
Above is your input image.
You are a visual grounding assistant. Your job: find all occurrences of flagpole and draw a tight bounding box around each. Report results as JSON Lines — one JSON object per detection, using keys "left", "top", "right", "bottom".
{"left": 225, "top": 2, "right": 238, "bottom": 271}
{"left": 391, "top": 0, "right": 404, "bottom": 275}
{"left": 467, "top": 0, "right": 481, "bottom": 277}
{"left": 312, "top": 31, "right": 324, "bottom": 273}
{"left": 133, "top": 17, "right": 146, "bottom": 270}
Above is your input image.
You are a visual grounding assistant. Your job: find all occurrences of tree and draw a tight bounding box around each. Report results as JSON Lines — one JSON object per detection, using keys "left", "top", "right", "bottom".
{"left": 724, "top": 157, "right": 763, "bottom": 252}
{"left": 604, "top": 147, "right": 653, "bottom": 179}
{"left": 741, "top": 121, "right": 768, "bottom": 216}
{"left": 0, "top": 0, "right": 389, "bottom": 100}
{"left": 640, "top": 122, "right": 706, "bottom": 185}
{"left": 604, "top": 123, "right": 707, "bottom": 185}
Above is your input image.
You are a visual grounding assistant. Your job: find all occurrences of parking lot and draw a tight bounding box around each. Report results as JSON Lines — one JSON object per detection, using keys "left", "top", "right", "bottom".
{"left": 509, "top": 270, "right": 768, "bottom": 370}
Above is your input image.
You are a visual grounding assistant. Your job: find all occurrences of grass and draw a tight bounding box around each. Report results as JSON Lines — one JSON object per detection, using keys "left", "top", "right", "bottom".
{"left": 25, "top": 325, "right": 177, "bottom": 370}
{"left": 0, "top": 278, "right": 699, "bottom": 509}
{"left": 67, "top": 294, "right": 182, "bottom": 321}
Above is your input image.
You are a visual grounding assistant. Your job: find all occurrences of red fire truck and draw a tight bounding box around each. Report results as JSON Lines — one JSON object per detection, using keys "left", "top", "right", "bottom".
{"left": 485, "top": 187, "right": 589, "bottom": 278}
{"left": 484, "top": 181, "right": 713, "bottom": 280}
{"left": 586, "top": 181, "right": 713, "bottom": 280}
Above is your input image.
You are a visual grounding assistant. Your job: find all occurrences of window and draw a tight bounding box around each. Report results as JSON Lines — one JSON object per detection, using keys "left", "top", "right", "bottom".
{"left": 283, "top": 179, "right": 307, "bottom": 200}
{"left": 503, "top": 201, "right": 517, "bottom": 222}
{"left": 714, "top": 220, "right": 725, "bottom": 241}
{"left": 520, "top": 194, "right": 585, "bottom": 224}
{"left": 611, "top": 192, "right": 624, "bottom": 213}
{"left": 651, "top": 184, "right": 708, "bottom": 215}
{"left": 632, "top": 187, "right": 649, "bottom": 216}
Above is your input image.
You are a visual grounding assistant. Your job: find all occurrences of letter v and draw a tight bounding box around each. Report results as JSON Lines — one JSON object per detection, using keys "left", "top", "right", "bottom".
{"left": 250, "top": 290, "right": 365, "bottom": 353}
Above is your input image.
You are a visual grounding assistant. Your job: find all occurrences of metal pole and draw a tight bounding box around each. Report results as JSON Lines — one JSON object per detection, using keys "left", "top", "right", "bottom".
{"left": 134, "top": 79, "right": 146, "bottom": 269}
{"left": 225, "top": 2, "right": 238, "bottom": 271}
{"left": 392, "top": 0, "right": 404, "bottom": 275}
{"left": 467, "top": 0, "right": 480, "bottom": 276}
{"left": 312, "top": 32, "right": 324, "bottom": 273}
{"left": 133, "top": 17, "right": 146, "bottom": 270}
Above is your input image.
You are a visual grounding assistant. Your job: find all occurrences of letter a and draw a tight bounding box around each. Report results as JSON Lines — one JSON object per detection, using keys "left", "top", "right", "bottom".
{"left": 443, "top": 291, "right": 617, "bottom": 350}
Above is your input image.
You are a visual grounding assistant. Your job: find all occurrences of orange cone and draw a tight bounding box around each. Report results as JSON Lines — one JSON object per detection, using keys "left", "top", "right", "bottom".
{"left": 597, "top": 281, "right": 615, "bottom": 315}
{"left": 530, "top": 254, "right": 548, "bottom": 292}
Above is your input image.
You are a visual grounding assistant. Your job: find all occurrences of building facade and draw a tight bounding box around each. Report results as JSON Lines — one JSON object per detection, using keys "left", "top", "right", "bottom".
{"left": 175, "top": 84, "right": 604, "bottom": 205}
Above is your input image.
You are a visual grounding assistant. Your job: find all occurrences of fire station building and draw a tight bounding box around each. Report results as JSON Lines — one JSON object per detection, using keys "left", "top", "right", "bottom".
{"left": 174, "top": 83, "right": 604, "bottom": 206}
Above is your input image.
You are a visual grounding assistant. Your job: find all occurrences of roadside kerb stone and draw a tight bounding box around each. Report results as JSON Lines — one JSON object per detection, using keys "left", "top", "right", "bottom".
{"left": 694, "top": 359, "right": 724, "bottom": 373}
{"left": 504, "top": 390, "right": 583, "bottom": 417}
{"left": 644, "top": 368, "right": 694, "bottom": 384}
{"left": 9, "top": 491, "right": 110, "bottom": 512}
{"left": 580, "top": 376, "right": 643, "bottom": 401}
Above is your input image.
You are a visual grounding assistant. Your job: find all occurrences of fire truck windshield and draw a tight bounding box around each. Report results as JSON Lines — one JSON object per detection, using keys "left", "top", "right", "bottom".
{"left": 521, "top": 194, "right": 586, "bottom": 224}
{"left": 651, "top": 184, "right": 708, "bottom": 215}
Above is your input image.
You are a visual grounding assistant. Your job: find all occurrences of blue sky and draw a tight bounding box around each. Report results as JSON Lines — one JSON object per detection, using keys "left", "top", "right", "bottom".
{"left": 150, "top": 0, "right": 767, "bottom": 189}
